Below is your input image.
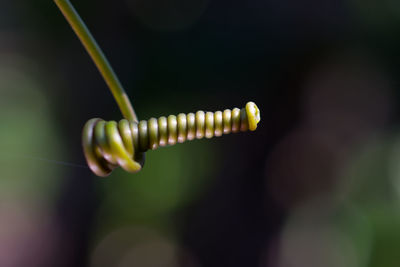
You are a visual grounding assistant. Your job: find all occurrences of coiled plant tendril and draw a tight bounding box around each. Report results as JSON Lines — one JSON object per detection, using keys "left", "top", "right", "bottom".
{"left": 82, "top": 102, "right": 260, "bottom": 176}
{"left": 54, "top": 0, "right": 261, "bottom": 176}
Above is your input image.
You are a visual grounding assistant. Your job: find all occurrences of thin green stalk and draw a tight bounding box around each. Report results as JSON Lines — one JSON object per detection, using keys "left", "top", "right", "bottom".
{"left": 53, "top": 0, "right": 138, "bottom": 122}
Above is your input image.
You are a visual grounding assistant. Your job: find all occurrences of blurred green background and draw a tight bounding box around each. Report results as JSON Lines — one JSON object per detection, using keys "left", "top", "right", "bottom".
{"left": 1, "top": 0, "right": 400, "bottom": 266}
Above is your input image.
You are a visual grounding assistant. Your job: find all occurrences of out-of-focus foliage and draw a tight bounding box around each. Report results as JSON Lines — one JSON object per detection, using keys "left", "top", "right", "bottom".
{"left": 95, "top": 141, "right": 218, "bottom": 228}
{"left": 0, "top": 53, "right": 65, "bottom": 266}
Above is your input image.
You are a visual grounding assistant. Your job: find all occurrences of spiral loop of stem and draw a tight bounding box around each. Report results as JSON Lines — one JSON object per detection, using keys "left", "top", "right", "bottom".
{"left": 82, "top": 102, "right": 260, "bottom": 176}
{"left": 54, "top": 1, "right": 261, "bottom": 177}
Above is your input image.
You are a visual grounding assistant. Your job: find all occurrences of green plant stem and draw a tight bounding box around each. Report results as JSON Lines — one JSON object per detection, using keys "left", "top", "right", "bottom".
{"left": 53, "top": 0, "right": 138, "bottom": 122}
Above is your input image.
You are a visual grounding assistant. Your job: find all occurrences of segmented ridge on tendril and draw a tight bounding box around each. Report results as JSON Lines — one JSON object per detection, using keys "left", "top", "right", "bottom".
{"left": 82, "top": 102, "right": 260, "bottom": 177}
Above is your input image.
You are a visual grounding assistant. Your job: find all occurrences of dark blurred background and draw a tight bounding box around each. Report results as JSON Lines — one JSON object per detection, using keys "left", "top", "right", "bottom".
{"left": 1, "top": 0, "right": 400, "bottom": 266}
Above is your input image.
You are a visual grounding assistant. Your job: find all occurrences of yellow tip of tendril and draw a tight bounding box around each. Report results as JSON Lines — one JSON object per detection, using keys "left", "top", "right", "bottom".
{"left": 246, "top": 101, "right": 261, "bottom": 131}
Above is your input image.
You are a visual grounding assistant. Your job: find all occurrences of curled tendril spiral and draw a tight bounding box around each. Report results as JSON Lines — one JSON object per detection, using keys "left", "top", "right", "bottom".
{"left": 82, "top": 102, "right": 261, "bottom": 177}
{"left": 53, "top": 1, "right": 261, "bottom": 177}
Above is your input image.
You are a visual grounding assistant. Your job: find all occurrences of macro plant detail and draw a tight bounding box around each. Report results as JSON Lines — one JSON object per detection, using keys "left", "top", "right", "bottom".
{"left": 54, "top": 0, "right": 260, "bottom": 177}
{"left": 83, "top": 102, "right": 260, "bottom": 176}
